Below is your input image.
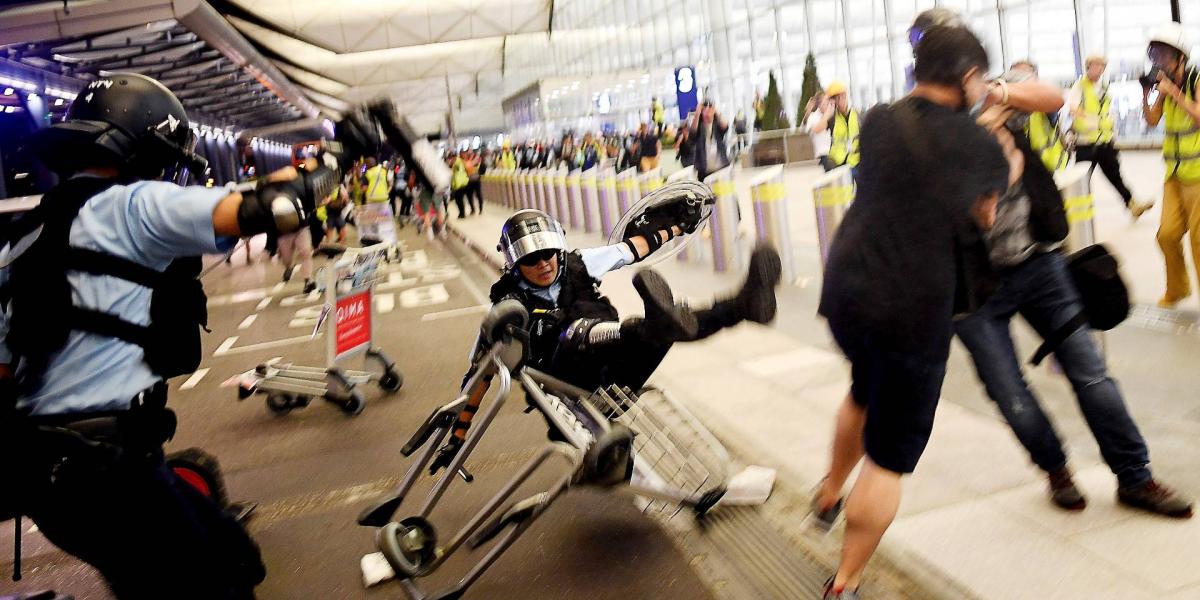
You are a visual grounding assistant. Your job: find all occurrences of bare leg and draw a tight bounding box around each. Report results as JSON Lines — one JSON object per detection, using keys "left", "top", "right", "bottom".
{"left": 818, "top": 393, "right": 866, "bottom": 510}
{"left": 834, "top": 459, "right": 902, "bottom": 591}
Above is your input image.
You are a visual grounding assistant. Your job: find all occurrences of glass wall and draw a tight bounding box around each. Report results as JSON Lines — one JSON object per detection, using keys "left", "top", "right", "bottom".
{"left": 502, "top": 0, "right": 1200, "bottom": 139}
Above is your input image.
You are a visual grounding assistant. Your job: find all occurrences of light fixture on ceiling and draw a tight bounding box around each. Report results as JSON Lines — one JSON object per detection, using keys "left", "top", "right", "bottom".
{"left": 54, "top": 98, "right": 64, "bottom": 106}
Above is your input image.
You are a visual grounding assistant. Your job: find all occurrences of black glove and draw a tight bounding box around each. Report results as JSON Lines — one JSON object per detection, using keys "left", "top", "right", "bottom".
{"left": 237, "top": 181, "right": 307, "bottom": 236}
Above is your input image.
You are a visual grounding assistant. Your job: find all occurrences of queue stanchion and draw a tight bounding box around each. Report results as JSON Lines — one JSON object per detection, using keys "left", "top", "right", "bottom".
{"left": 582, "top": 167, "right": 600, "bottom": 233}
{"left": 515, "top": 170, "right": 527, "bottom": 208}
{"left": 812, "top": 165, "right": 855, "bottom": 269}
{"left": 1056, "top": 164, "right": 1096, "bottom": 252}
{"left": 531, "top": 170, "right": 543, "bottom": 212}
{"left": 567, "top": 170, "right": 583, "bottom": 230}
{"left": 703, "top": 167, "right": 740, "bottom": 273}
{"left": 525, "top": 169, "right": 537, "bottom": 210}
{"left": 555, "top": 170, "right": 571, "bottom": 228}
{"left": 501, "top": 170, "right": 513, "bottom": 209}
{"left": 752, "top": 165, "right": 794, "bottom": 282}
{"left": 546, "top": 168, "right": 563, "bottom": 223}
{"left": 616, "top": 168, "right": 638, "bottom": 218}
{"left": 598, "top": 167, "right": 620, "bottom": 237}
{"left": 539, "top": 169, "right": 552, "bottom": 216}
{"left": 639, "top": 169, "right": 665, "bottom": 197}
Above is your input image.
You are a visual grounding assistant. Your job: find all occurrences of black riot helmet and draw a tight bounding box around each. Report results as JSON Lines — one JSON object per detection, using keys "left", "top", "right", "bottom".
{"left": 497, "top": 209, "right": 568, "bottom": 281}
{"left": 29, "top": 72, "right": 206, "bottom": 179}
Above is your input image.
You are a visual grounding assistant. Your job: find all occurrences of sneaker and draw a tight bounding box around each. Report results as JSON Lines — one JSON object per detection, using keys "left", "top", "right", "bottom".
{"left": 1048, "top": 468, "right": 1087, "bottom": 511}
{"left": 1117, "top": 480, "right": 1194, "bottom": 519}
{"left": 283, "top": 266, "right": 294, "bottom": 282}
{"left": 303, "top": 280, "right": 316, "bottom": 294}
{"left": 822, "top": 577, "right": 860, "bottom": 600}
{"left": 1129, "top": 199, "right": 1155, "bottom": 221}
{"left": 810, "top": 478, "right": 844, "bottom": 531}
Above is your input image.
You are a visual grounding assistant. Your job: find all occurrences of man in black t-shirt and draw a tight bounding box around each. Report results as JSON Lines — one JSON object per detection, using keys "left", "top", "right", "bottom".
{"left": 811, "top": 26, "right": 1012, "bottom": 600}
{"left": 638, "top": 122, "right": 662, "bottom": 172}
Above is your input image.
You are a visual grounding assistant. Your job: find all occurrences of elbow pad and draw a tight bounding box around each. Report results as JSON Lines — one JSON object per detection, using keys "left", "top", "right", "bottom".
{"left": 237, "top": 182, "right": 307, "bottom": 236}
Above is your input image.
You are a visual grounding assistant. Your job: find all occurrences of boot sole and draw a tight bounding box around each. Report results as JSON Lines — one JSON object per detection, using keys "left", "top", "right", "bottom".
{"left": 743, "top": 245, "right": 783, "bottom": 324}
{"left": 633, "top": 270, "right": 699, "bottom": 338}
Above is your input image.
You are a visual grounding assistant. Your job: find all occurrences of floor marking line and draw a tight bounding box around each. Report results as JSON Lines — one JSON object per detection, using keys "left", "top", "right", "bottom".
{"left": 214, "top": 335, "right": 313, "bottom": 356}
{"left": 255, "top": 297, "right": 272, "bottom": 311}
{"left": 238, "top": 314, "right": 258, "bottom": 330}
{"left": 180, "top": 368, "right": 210, "bottom": 390}
{"left": 271, "top": 282, "right": 285, "bottom": 294}
{"left": 421, "top": 303, "right": 491, "bottom": 321}
{"left": 214, "top": 336, "right": 238, "bottom": 356}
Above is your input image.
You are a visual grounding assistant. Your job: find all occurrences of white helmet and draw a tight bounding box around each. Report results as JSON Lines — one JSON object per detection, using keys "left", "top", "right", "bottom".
{"left": 1150, "top": 22, "right": 1191, "bottom": 57}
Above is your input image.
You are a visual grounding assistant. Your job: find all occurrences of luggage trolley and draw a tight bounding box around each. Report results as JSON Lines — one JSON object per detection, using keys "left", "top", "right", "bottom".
{"left": 234, "top": 245, "right": 404, "bottom": 416}
{"left": 357, "top": 300, "right": 732, "bottom": 600}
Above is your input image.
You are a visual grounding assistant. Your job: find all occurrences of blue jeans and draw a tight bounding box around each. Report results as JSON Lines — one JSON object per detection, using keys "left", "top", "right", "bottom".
{"left": 955, "top": 252, "right": 1151, "bottom": 489}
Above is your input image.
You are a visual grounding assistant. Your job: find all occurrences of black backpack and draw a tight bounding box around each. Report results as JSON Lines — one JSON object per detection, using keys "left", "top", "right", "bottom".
{"left": 1012, "top": 125, "right": 1070, "bottom": 244}
{"left": 3, "top": 178, "right": 208, "bottom": 385}
{"left": 1030, "top": 244, "right": 1129, "bottom": 365}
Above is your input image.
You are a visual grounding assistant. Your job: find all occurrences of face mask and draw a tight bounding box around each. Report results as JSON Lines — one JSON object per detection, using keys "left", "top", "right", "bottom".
{"left": 965, "top": 90, "right": 987, "bottom": 117}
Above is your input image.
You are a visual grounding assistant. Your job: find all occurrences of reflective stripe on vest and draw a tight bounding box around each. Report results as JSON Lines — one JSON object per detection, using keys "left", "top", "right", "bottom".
{"left": 1073, "top": 77, "right": 1113, "bottom": 145}
{"left": 1164, "top": 69, "right": 1200, "bottom": 183}
{"left": 1027, "top": 112, "right": 1068, "bottom": 172}
{"left": 829, "top": 109, "right": 860, "bottom": 168}
{"left": 365, "top": 166, "right": 390, "bottom": 203}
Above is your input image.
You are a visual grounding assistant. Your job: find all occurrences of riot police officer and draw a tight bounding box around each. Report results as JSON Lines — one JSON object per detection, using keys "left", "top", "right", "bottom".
{"left": 0, "top": 73, "right": 320, "bottom": 598}
{"left": 434, "top": 183, "right": 782, "bottom": 466}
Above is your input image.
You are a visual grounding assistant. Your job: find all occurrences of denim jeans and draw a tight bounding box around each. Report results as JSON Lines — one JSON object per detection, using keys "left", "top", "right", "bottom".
{"left": 955, "top": 251, "right": 1152, "bottom": 489}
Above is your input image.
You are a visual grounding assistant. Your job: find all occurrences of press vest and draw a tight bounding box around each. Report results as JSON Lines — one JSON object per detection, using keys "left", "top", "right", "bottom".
{"left": 1027, "top": 112, "right": 1068, "bottom": 172}
{"left": 829, "top": 109, "right": 861, "bottom": 168}
{"left": 1073, "top": 77, "right": 1114, "bottom": 145}
{"left": 364, "top": 165, "right": 390, "bottom": 203}
{"left": 1163, "top": 68, "right": 1200, "bottom": 183}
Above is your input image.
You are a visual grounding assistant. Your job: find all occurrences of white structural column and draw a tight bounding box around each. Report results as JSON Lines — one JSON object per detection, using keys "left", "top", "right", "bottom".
{"left": 703, "top": 0, "right": 739, "bottom": 108}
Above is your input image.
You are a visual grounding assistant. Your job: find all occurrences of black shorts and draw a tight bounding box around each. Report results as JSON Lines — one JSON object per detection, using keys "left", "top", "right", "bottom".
{"left": 830, "top": 323, "right": 947, "bottom": 474}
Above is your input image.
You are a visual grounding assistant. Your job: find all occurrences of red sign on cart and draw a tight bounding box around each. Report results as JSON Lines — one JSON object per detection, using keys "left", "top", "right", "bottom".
{"left": 335, "top": 290, "right": 371, "bottom": 357}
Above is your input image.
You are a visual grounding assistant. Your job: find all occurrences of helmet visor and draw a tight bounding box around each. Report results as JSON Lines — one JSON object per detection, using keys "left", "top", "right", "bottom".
{"left": 499, "top": 213, "right": 567, "bottom": 269}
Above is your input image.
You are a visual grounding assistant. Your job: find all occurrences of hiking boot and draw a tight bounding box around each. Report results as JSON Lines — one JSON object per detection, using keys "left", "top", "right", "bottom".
{"left": 1129, "top": 199, "right": 1155, "bottom": 221}
{"left": 1048, "top": 468, "right": 1087, "bottom": 511}
{"left": 735, "top": 244, "right": 783, "bottom": 324}
{"left": 822, "top": 577, "right": 860, "bottom": 600}
{"left": 1118, "top": 480, "right": 1194, "bottom": 519}
{"left": 630, "top": 269, "right": 698, "bottom": 342}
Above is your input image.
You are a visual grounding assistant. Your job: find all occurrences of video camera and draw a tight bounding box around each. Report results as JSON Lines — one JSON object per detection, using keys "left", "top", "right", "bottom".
{"left": 1140, "top": 66, "right": 1165, "bottom": 88}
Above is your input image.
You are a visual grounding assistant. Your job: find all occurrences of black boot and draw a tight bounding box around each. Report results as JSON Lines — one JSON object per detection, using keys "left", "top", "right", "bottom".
{"left": 693, "top": 244, "right": 782, "bottom": 339}
{"left": 625, "top": 269, "right": 698, "bottom": 342}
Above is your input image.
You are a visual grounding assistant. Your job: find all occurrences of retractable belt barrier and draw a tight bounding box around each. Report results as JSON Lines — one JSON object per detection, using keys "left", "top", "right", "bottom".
{"left": 567, "top": 171, "right": 584, "bottom": 230}
{"left": 704, "top": 167, "right": 741, "bottom": 273}
{"left": 581, "top": 168, "right": 600, "bottom": 233}
{"left": 1056, "top": 164, "right": 1096, "bottom": 253}
{"left": 554, "top": 170, "right": 570, "bottom": 226}
{"left": 597, "top": 167, "right": 620, "bottom": 237}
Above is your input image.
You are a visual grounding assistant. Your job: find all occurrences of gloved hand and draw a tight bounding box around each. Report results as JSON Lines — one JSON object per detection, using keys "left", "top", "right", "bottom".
{"left": 236, "top": 182, "right": 307, "bottom": 236}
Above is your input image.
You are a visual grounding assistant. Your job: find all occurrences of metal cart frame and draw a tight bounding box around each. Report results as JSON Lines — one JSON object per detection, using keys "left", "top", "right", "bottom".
{"left": 235, "top": 244, "right": 404, "bottom": 416}
{"left": 357, "top": 300, "right": 731, "bottom": 600}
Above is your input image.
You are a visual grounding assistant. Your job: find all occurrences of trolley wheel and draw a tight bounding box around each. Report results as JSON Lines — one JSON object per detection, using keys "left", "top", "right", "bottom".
{"left": 333, "top": 389, "right": 366, "bottom": 416}
{"left": 266, "top": 393, "right": 295, "bottom": 415}
{"left": 378, "top": 370, "right": 403, "bottom": 393}
{"left": 166, "top": 448, "right": 230, "bottom": 509}
{"left": 377, "top": 517, "right": 438, "bottom": 578}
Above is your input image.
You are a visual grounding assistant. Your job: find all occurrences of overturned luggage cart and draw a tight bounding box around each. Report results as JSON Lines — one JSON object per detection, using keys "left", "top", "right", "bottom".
{"left": 357, "top": 300, "right": 732, "bottom": 600}
{"left": 233, "top": 244, "right": 403, "bottom": 416}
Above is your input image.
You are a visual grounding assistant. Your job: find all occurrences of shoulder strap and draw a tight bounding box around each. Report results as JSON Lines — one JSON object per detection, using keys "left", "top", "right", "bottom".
{"left": 1030, "top": 312, "right": 1089, "bottom": 365}
{"left": 65, "top": 247, "right": 162, "bottom": 288}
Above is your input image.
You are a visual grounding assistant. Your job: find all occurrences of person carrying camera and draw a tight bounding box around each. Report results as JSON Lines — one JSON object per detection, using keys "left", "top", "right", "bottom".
{"left": 1143, "top": 22, "right": 1200, "bottom": 310}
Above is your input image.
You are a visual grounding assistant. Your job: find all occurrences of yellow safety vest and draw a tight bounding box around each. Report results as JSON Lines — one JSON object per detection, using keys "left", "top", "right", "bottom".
{"left": 364, "top": 165, "right": 390, "bottom": 203}
{"left": 828, "top": 109, "right": 860, "bottom": 168}
{"left": 1026, "top": 112, "right": 1068, "bottom": 172}
{"left": 451, "top": 158, "right": 469, "bottom": 190}
{"left": 1073, "top": 77, "right": 1114, "bottom": 145}
{"left": 1163, "top": 68, "right": 1200, "bottom": 183}
{"left": 499, "top": 150, "right": 517, "bottom": 170}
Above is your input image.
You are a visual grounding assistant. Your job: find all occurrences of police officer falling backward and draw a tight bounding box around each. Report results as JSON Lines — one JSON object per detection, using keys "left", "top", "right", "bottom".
{"left": 0, "top": 72, "right": 340, "bottom": 599}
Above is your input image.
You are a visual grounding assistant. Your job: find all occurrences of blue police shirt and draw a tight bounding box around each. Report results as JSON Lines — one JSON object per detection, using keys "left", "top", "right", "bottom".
{"left": 517, "top": 244, "right": 635, "bottom": 303}
{"left": 0, "top": 179, "right": 235, "bottom": 416}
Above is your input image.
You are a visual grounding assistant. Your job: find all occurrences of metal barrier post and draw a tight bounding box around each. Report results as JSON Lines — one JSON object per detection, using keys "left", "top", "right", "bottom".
{"left": 811, "top": 165, "right": 855, "bottom": 269}
{"left": 533, "top": 170, "right": 547, "bottom": 214}
{"left": 598, "top": 167, "right": 620, "bottom": 237}
{"left": 639, "top": 169, "right": 665, "bottom": 197}
{"left": 1056, "top": 164, "right": 1096, "bottom": 253}
{"left": 666, "top": 168, "right": 705, "bottom": 264}
{"left": 567, "top": 171, "right": 583, "bottom": 230}
{"left": 703, "top": 167, "right": 740, "bottom": 273}
{"left": 540, "top": 169, "right": 555, "bottom": 220}
{"left": 503, "top": 170, "right": 515, "bottom": 209}
{"left": 519, "top": 170, "right": 531, "bottom": 209}
{"left": 751, "top": 165, "right": 795, "bottom": 282}
{"left": 581, "top": 167, "right": 599, "bottom": 233}
{"left": 616, "top": 168, "right": 638, "bottom": 217}
{"left": 554, "top": 170, "right": 570, "bottom": 227}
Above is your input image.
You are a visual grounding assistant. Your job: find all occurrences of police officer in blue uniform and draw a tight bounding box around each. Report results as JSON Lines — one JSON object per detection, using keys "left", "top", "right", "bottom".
{"left": 0, "top": 73, "right": 320, "bottom": 598}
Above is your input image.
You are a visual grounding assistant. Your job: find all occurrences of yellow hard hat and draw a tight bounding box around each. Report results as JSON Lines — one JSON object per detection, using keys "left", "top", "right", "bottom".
{"left": 826, "top": 81, "right": 847, "bottom": 97}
